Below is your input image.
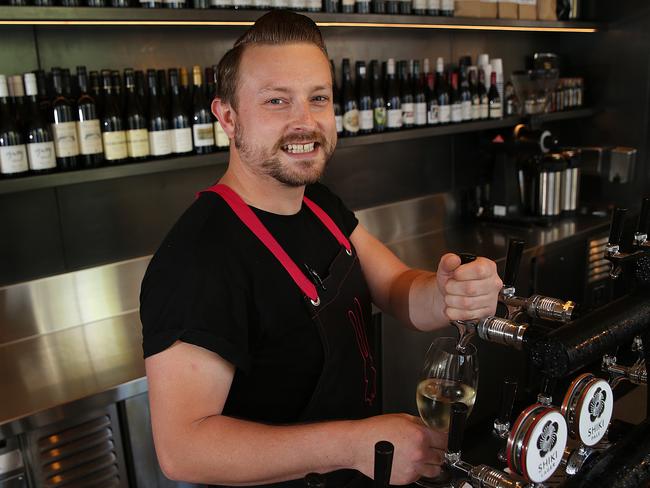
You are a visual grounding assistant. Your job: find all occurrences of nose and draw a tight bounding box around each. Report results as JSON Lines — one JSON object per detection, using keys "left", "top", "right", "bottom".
{"left": 290, "top": 98, "right": 318, "bottom": 131}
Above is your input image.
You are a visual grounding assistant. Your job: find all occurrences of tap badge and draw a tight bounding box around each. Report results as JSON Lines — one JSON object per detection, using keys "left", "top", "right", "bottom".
{"left": 536, "top": 420, "right": 559, "bottom": 457}
{"left": 588, "top": 387, "right": 606, "bottom": 422}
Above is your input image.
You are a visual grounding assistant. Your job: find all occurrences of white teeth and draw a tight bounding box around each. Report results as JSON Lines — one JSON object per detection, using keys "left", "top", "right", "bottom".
{"left": 284, "top": 142, "right": 315, "bottom": 154}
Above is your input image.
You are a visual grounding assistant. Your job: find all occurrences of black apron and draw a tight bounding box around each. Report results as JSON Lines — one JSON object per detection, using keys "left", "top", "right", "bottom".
{"left": 200, "top": 184, "right": 377, "bottom": 488}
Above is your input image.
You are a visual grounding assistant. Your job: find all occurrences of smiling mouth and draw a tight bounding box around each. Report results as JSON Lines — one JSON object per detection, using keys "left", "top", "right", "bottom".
{"left": 281, "top": 142, "right": 319, "bottom": 154}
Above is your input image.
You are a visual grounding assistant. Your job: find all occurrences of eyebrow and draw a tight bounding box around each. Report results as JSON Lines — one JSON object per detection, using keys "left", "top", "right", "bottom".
{"left": 257, "top": 84, "right": 332, "bottom": 95}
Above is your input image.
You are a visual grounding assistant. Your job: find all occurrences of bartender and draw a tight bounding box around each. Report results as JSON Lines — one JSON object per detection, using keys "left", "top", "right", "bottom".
{"left": 140, "top": 10, "right": 502, "bottom": 488}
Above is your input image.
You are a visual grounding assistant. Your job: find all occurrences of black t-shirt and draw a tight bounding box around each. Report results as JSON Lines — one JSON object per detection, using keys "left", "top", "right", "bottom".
{"left": 140, "top": 182, "right": 358, "bottom": 423}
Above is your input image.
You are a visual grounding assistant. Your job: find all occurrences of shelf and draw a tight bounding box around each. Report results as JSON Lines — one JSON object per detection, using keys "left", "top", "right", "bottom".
{"left": 0, "top": 108, "right": 598, "bottom": 195}
{"left": 0, "top": 6, "right": 600, "bottom": 31}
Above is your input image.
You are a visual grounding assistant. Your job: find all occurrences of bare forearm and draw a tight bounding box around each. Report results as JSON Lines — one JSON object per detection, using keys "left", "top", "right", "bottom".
{"left": 157, "top": 415, "right": 357, "bottom": 485}
{"left": 388, "top": 269, "right": 448, "bottom": 331}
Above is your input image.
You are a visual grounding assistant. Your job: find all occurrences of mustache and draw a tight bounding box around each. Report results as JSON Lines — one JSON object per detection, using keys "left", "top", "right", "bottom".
{"left": 275, "top": 132, "right": 329, "bottom": 150}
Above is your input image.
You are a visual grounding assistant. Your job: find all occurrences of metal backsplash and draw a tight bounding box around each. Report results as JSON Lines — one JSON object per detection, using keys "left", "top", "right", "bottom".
{"left": 0, "top": 193, "right": 453, "bottom": 346}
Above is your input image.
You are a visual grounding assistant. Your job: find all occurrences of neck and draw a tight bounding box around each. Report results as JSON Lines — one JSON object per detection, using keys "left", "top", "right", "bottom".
{"left": 220, "top": 151, "right": 305, "bottom": 215}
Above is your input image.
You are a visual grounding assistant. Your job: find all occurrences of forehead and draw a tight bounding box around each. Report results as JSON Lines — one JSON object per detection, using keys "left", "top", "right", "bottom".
{"left": 238, "top": 43, "right": 332, "bottom": 89}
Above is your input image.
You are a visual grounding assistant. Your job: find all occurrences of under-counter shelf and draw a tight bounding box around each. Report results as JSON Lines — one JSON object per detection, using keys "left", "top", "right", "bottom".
{"left": 0, "top": 6, "right": 600, "bottom": 31}
{"left": 0, "top": 108, "right": 598, "bottom": 195}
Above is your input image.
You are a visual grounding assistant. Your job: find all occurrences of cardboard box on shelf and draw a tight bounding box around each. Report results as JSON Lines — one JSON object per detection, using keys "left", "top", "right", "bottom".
{"left": 480, "top": 0, "right": 498, "bottom": 18}
{"left": 518, "top": 0, "right": 538, "bottom": 19}
{"left": 497, "top": 0, "right": 518, "bottom": 19}
{"left": 537, "top": 0, "right": 556, "bottom": 20}
{"left": 455, "top": 0, "right": 482, "bottom": 17}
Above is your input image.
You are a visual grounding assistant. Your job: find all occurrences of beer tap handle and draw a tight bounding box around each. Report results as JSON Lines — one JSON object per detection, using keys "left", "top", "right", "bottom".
{"left": 537, "top": 377, "right": 555, "bottom": 405}
{"left": 498, "top": 379, "right": 518, "bottom": 427}
{"left": 458, "top": 253, "right": 477, "bottom": 265}
{"left": 637, "top": 197, "right": 650, "bottom": 237}
{"left": 373, "top": 441, "right": 394, "bottom": 488}
{"left": 607, "top": 208, "right": 627, "bottom": 252}
{"left": 448, "top": 402, "right": 469, "bottom": 456}
{"left": 503, "top": 239, "right": 525, "bottom": 294}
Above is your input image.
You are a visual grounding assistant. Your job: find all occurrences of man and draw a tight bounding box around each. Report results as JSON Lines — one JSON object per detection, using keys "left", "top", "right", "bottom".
{"left": 141, "top": 10, "right": 502, "bottom": 487}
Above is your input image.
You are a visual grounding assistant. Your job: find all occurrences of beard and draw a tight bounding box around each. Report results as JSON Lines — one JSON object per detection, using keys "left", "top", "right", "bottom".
{"left": 234, "top": 122, "right": 336, "bottom": 188}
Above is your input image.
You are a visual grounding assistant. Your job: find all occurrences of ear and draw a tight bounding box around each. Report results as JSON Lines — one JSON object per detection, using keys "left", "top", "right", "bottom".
{"left": 211, "top": 98, "right": 236, "bottom": 139}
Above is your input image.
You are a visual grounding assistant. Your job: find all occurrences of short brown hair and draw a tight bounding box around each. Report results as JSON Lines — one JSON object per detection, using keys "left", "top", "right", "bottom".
{"left": 216, "top": 10, "right": 329, "bottom": 110}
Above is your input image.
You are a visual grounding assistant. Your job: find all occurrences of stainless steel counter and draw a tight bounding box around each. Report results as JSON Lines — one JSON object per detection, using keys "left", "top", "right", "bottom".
{"left": 0, "top": 191, "right": 611, "bottom": 437}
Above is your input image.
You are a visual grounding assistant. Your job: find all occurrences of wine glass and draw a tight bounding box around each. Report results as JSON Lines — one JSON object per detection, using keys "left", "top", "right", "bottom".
{"left": 415, "top": 337, "right": 479, "bottom": 487}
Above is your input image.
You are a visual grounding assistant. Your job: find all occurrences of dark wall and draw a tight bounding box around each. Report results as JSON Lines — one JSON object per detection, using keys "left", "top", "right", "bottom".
{"left": 2, "top": 12, "right": 648, "bottom": 285}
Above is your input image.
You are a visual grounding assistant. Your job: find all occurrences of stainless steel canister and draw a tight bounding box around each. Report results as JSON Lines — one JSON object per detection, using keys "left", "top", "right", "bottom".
{"left": 561, "top": 149, "right": 581, "bottom": 213}
{"left": 537, "top": 153, "right": 565, "bottom": 216}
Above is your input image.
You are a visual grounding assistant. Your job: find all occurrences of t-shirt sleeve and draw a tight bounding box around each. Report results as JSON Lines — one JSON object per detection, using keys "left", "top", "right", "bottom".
{"left": 140, "top": 219, "right": 252, "bottom": 372}
{"left": 307, "top": 183, "right": 359, "bottom": 237}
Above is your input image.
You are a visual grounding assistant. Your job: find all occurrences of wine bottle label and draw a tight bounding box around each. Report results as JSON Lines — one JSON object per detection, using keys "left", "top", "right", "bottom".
{"left": 412, "top": 0, "right": 425, "bottom": 9}
{"left": 27, "top": 141, "right": 56, "bottom": 170}
{"left": 127, "top": 129, "right": 150, "bottom": 158}
{"left": 489, "top": 102, "right": 502, "bottom": 119}
{"left": 335, "top": 115, "right": 343, "bottom": 134}
{"left": 77, "top": 119, "right": 103, "bottom": 155}
{"left": 0, "top": 144, "right": 29, "bottom": 174}
{"left": 51, "top": 121, "right": 80, "bottom": 158}
{"left": 102, "top": 131, "right": 128, "bottom": 161}
{"left": 401, "top": 102, "right": 414, "bottom": 125}
{"left": 272, "top": 0, "right": 288, "bottom": 7}
{"left": 359, "top": 110, "right": 374, "bottom": 131}
{"left": 461, "top": 100, "right": 472, "bottom": 121}
{"left": 343, "top": 109, "right": 360, "bottom": 133}
{"left": 427, "top": 103, "right": 439, "bottom": 125}
{"left": 387, "top": 108, "right": 402, "bottom": 128}
{"left": 440, "top": 0, "right": 452, "bottom": 9}
{"left": 214, "top": 121, "right": 230, "bottom": 148}
{"left": 193, "top": 123, "right": 215, "bottom": 147}
{"left": 438, "top": 104, "right": 451, "bottom": 124}
{"left": 289, "top": 0, "right": 306, "bottom": 7}
{"left": 471, "top": 100, "right": 481, "bottom": 120}
{"left": 451, "top": 103, "right": 463, "bottom": 123}
{"left": 150, "top": 130, "right": 172, "bottom": 156}
{"left": 171, "top": 127, "right": 193, "bottom": 153}
{"left": 307, "top": 0, "right": 321, "bottom": 8}
{"left": 342, "top": 0, "right": 354, "bottom": 6}
{"left": 373, "top": 107, "right": 387, "bottom": 128}
{"left": 415, "top": 102, "right": 427, "bottom": 126}
{"left": 233, "top": 0, "right": 250, "bottom": 6}
{"left": 426, "top": 0, "right": 439, "bottom": 8}
{"left": 480, "top": 100, "right": 489, "bottom": 119}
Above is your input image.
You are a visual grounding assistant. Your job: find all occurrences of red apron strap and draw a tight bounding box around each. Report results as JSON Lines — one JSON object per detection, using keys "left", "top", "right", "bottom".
{"left": 303, "top": 196, "right": 352, "bottom": 253}
{"left": 200, "top": 184, "right": 319, "bottom": 303}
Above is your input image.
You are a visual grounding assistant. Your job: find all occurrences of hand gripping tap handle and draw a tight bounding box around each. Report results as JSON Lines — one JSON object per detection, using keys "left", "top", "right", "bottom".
{"left": 503, "top": 240, "right": 525, "bottom": 291}
{"left": 458, "top": 253, "right": 477, "bottom": 265}
{"left": 608, "top": 208, "right": 627, "bottom": 249}
{"left": 448, "top": 402, "right": 469, "bottom": 455}
{"left": 373, "top": 441, "right": 394, "bottom": 488}
{"left": 498, "top": 379, "right": 518, "bottom": 426}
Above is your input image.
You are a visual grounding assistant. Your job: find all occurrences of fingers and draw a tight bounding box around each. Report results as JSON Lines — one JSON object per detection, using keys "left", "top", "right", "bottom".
{"left": 452, "top": 256, "right": 498, "bottom": 281}
{"left": 437, "top": 253, "right": 462, "bottom": 277}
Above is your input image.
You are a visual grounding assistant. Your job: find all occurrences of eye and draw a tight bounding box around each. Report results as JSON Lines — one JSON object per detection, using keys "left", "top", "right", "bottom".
{"left": 312, "top": 95, "right": 330, "bottom": 103}
{"left": 267, "top": 98, "right": 286, "bottom": 105}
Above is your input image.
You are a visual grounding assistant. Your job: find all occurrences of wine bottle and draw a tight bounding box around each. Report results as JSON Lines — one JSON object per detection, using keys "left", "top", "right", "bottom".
{"left": 324, "top": 0, "right": 338, "bottom": 11}
{"left": 168, "top": 69, "right": 193, "bottom": 155}
{"left": 211, "top": 65, "right": 230, "bottom": 150}
{"left": 468, "top": 67, "right": 480, "bottom": 121}
{"left": 488, "top": 71, "right": 502, "bottom": 119}
{"left": 50, "top": 68, "right": 80, "bottom": 170}
{"left": 111, "top": 70, "right": 124, "bottom": 116}
{"left": 356, "top": 0, "right": 369, "bottom": 13}
{"left": 140, "top": 0, "right": 161, "bottom": 8}
{"left": 0, "top": 75, "right": 29, "bottom": 178}
{"left": 34, "top": 0, "right": 54, "bottom": 5}
{"left": 398, "top": 0, "right": 411, "bottom": 14}
{"left": 341, "top": 59, "right": 359, "bottom": 137}
{"left": 371, "top": 0, "right": 384, "bottom": 13}
{"left": 124, "top": 69, "right": 150, "bottom": 161}
{"left": 23, "top": 73, "right": 56, "bottom": 174}
{"left": 369, "top": 60, "right": 386, "bottom": 133}
{"left": 191, "top": 66, "right": 215, "bottom": 154}
{"left": 385, "top": 0, "right": 398, "bottom": 13}
{"left": 210, "top": 0, "right": 232, "bottom": 8}
{"left": 8, "top": 75, "right": 26, "bottom": 131}
{"left": 341, "top": 0, "right": 353, "bottom": 13}
{"left": 450, "top": 71, "right": 462, "bottom": 124}
{"left": 356, "top": 61, "right": 374, "bottom": 135}
{"left": 413, "top": 60, "right": 427, "bottom": 127}
{"left": 75, "top": 66, "right": 104, "bottom": 168}
{"left": 100, "top": 71, "right": 128, "bottom": 163}
{"left": 179, "top": 67, "right": 191, "bottom": 114}
{"left": 435, "top": 58, "right": 450, "bottom": 125}
{"left": 306, "top": 0, "right": 321, "bottom": 12}
{"left": 478, "top": 68, "right": 489, "bottom": 120}
{"left": 426, "top": 0, "right": 439, "bottom": 15}
{"left": 111, "top": 0, "right": 127, "bottom": 6}
{"left": 385, "top": 58, "right": 402, "bottom": 131}
{"left": 399, "top": 61, "right": 414, "bottom": 129}
{"left": 166, "top": 0, "right": 186, "bottom": 9}
{"left": 440, "top": 0, "right": 453, "bottom": 15}
{"left": 459, "top": 66, "right": 472, "bottom": 122}
{"left": 412, "top": 0, "right": 426, "bottom": 15}
{"left": 330, "top": 60, "right": 343, "bottom": 136}
{"left": 147, "top": 70, "right": 172, "bottom": 158}
{"left": 135, "top": 70, "right": 148, "bottom": 114}
{"left": 157, "top": 69, "right": 170, "bottom": 119}
{"left": 87, "top": 0, "right": 107, "bottom": 7}
{"left": 424, "top": 59, "right": 438, "bottom": 126}
{"left": 60, "top": 0, "right": 80, "bottom": 6}
{"left": 34, "top": 70, "right": 50, "bottom": 116}
{"left": 89, "top": 71, "right": 101, "bottom": 101}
